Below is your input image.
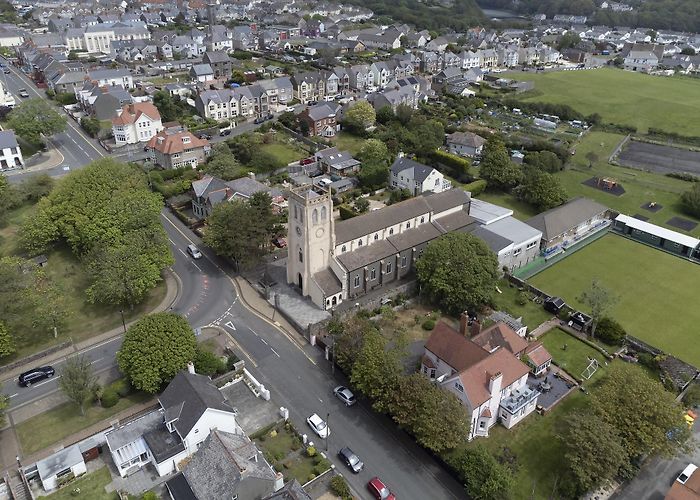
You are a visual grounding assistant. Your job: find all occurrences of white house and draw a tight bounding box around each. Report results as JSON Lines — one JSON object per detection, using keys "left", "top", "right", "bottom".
{"left": 421, "top": 319, "right": 539, "bottom": 440}
{"left": 105, "top": 366, "right": 242, "bottom": 478}
{"left": 389, "top": 157, "right": 451, "bottom": 195}
{"left": 111, "top": 102, "right": 163, "bottom": 145}
{"left": 0, "top": 130, "right": 24, "bottom": 171}
{"left": 87, "top": 69, "right": 134, "bottom": 89}
{"left": 445, "top": 131, "right": 486, "bottom": 157}
{"left": 36, "top": 444, "right": 87, "bottom": 492}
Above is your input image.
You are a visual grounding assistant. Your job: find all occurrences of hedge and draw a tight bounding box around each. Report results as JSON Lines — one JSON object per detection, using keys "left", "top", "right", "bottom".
{"left": 431, "top": 150, "right": 471, "bottom": 175}
{"left": 462, "top": 179, "right": 487, "bottom": 196}
{"left": 339, "top": 205, "right": 357, "bottom": 220}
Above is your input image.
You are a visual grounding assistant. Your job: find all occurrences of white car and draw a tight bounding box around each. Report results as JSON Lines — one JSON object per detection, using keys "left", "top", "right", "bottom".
{"left": 307, "top": 413, "right": 330, "bottom": 439}
{"left": 678, "top": 464, "right": 698, "bottom": 484}
{"left": 285, "top": 106, "right": 295, "bottom": 113}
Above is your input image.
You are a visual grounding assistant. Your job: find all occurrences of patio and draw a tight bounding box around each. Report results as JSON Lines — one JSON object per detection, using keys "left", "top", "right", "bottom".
{"left": 529, "top": 366, "right": 576, "bottom": 412}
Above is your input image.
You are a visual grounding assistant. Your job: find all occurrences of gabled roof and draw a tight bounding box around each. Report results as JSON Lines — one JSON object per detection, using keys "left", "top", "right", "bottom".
{"left": 446, "top": 131, "right": 486, "bottom": 148}
{"left": 390, "top": 157, "right": 436, "bottom": 184}
{"left": 424, "top": 321, "right": 489, "bottom": 373}
{"left": 458, "top": 347, "right": 531, "bottom": 406}
{"left": 111, "top": 102, "right": 161, "bottom": 125}
{"left": 526, "top": 197, "right": 608, "bottom": 241}
{"left": 471, "top": 322, "right": 528, "bottom": 355}
{"left": 147, "top": 130, "right": 209, "bottom": 155}
{"left": 158, "top": 372, "right": 234, "bottom": 438}
{"left": 524, "top": 343, "right": 552, "bottom": 367}
{"left": 263, "top": 479, "right": 312, "bottom": 500}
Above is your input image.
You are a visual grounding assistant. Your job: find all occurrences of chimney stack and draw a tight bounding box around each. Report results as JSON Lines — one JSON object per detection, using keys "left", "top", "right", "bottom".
{"left": 488, "top": 371, "right": 502, "bottom": 394}
{"left": 470, "top": 320, "right": 481, "bottom": 338}
{"left": 187, "top": 361, "right": 196, "bottom": 374}
{"left": 459, "top": 311, "right": 468, "bottom": 336}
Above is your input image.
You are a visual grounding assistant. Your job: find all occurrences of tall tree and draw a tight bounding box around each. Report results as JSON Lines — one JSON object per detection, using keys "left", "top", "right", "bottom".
{"left": 591, "top": 364, "right": 689, "bottom": 466}
{"left": 153, "top": 90, "right": 180, "bottom": 122}
{"left": 343, "top": 100, "right": 376, "bottom": 132}
{"left": 0, "top": 175, "right": 20, "bottom": 222}
{"left": 478, "top": 139, "right": 522, "bottom": 191}
{"left": 449, "top": 445, "right": 514, "bottom": 500}
{"left": 416, "top": 232, "right": 499, "bottom": 315}
{"left": 515, "top": 167, "right": 568, "bottom": 211}
{"left": 524, "top": 150, "right": 563, "bottom": 173}
{"left": 32, "top": 268, "right": 71, "bottom": 337}
{"left": 7, "top": 98, "right": 66, "bottom": 144}
{"left": 680, "top": 182, "right": 700, "bottom": 218}
{"left": 0, "top": 321, "right": 15, "bottom": 358}
{"left": 350, "top": 328, "right": 401, "bottom": 413}
{"left": 59, "top": 356, "right": 98, "bottom": 415}
{"left": 577, "top": 279, "right": 618, "bottom": 337}
{"left": 329, "top": 315, "right": 374, "bottom": 373}
{"left": 357, "top": 139, "right": 391, "bottom": 166}
{"left": 0, "top": 393, "right": 7, "bottom": 428}
{"left": 117, "top": 312, "right": 197, "bottom": 393}
{"left": 564, "top": 412, "right": 628, "bottom": 492}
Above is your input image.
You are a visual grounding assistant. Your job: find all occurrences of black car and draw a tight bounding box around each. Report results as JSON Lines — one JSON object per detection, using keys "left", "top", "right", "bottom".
{"left": 18, "top": 366, "right": 55, "bottom": 387}
{"left": 338, "top": 447, "right": 364, "bottom": 473}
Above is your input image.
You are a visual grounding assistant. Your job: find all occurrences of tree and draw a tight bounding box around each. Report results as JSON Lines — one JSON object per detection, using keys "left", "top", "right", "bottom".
{"left": 0, "top": 393, "right": 7, "bottom": 428}
{"left": 59, "top": 356, "right": 98, "bottom": 415}
{"left": 388, "top": 374, "right": 469, "bottom": 453}
{"left": 231, "top": 70, "right": 246, "bottom": 84}
{"left": 556, "top": 32, "right": 581, "bottom": 51}
{"left": 153, "top": 90, "right": 180, "bottom": 122}
{"left": 0, "top": 321, "right": 15, "bottom": 358}
{"left": 357, "top": 139, "right": 391, "bottom": 166}
{"left": 329, "top": 315, "right": 374, "bottom": 373}
{"left": 80, "top": 117, "right": 101, "bottom": 138}
{"left": 32, "top": 268, "right": 70, "bottom": 336}
{"left": 353, "top": 197, "right": 370, "bottom": 214}
{"left": 449, "top": 445, "right": 514, "bottom": 500}
{"left": 479, "top": 139, "right": 522, "bottom": 191}
{"left": 596, "top": 317, "right": 626, "bottom": 345}
{"left": 204, "top": 194, "right": 279, "bottom": 269}
{"left": 376, "top": 106, "right": 395, "bottom": 124}
{"left": 117, "top": 312, "right": 197, "bottom": 393}
{"left": 343, "top": 100, "right": 376, "bottom": 132}
{"left": 0, "top": 175, "right": 20, "bottom": 222}
{"left": 193, "top": 347, "right": 226, "bottom": 376}
{"left": 577, "top": 279, "right": 618, "bottom": 337}
{"left": 681, "top": 182, "right": 700, "bottom": 218}
{"left": 523, "top": 150, "right": 563, "bottom": 173}
{"left": 416, "top": 232, "right": 499, "bottom": 315}
{"left": 201, "top": 143, "right": 244, "bottom": 180}
{"left": 389, "top": 188, "right": 412, "bottom": 204}
{"left": 564, "top": 412, "right": 627, "bottom": 493}
{"left": 7, "top": 98, "right": 66, "bottom": 144}
{"left": 514, "top": 167, "right": 568, "bottom": 211}
{"left": 585, "top": 151, "right": 599, "bottom": 169}
{"left": 681, "top": 47, "right": 696, "bottom": 55}
{"left": 395, "top": 104, "right": 413, "bottom": 125}
{"left": 591, "top": 363, "right": 689, "bottom": 466}
{"left": 350, "top": 328, "right": 401, "bottom": 413}
{"left": 358, "top": 161, "right": 389, "bottom": 189}
{"left": 18, "top": 173, "right": 54, "bottom": 203}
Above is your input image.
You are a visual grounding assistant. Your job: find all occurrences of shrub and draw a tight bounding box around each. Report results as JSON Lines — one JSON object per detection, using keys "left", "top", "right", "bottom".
{"left": 307, "top": 473, "right": 316, "bottom": 483}
{"left": 421, "top": 319, "right": 436, "bottom": 331}
{"left": 515, "top": 291, "right": 529, "bottom": 306}
{"left": 330, "top": 475, "right": 352, "bottom": 499}
{"left": 638, "top": 352, "right": 658, "bottom": 371}
{"left": 194, "top": 347, "right": 227, "bottom": 376}
{"left": 290, "top": 436, "right": 301, "bottom": 450}
{"left": 683, "top": 383, "right": 700, "bottom": 407}
{"left": 226, "top": 354, "right": 240, "bottom": 371}
{"left": 273, "top": 451, "right": 285, "bottom": 461}
{"left": 339, "top": 205, "right": 357, "bottom": 220}
{"left": 141, "top": 492, "right": 158, "bottom": 500}
{"left": 306, "top": 446, "right": 316, "bottom": 457}
{"left": 462, "top": 179, "right": 487, "bottom": 196}
{"left": 596, "top": 317, "right": 626, "bottom": 345}
{"left": 101, "top": 388, "right": 119, "bottom": 408}
{"left": 110, "top": 378, "right": 132, "bottom": 397}
{"left": 269, "top": 429, "right": 277, "bottom": 438}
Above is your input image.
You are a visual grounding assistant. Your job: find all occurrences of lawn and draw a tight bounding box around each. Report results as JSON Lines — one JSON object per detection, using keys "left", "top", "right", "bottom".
{"left": 540, "top": 328, "right": 607, "bottom": 381}
{"left": 529, "top": 234, "right": 700, "bottom": 366}
{"left": 505, "top": 68, "right": 700, "bottom": 136}
{"left": 379, "top": 302, "right": 446, "bottom": 343}
{"left": 40, "top": 466, "right": 116, "bottom": 500}
{"left": 16, "top": 392, "right": 152, "bottom": 455}
{"left": 492, "top": 279, "right": 554, "bottom": 331}
{"left": 333, "top": 131, "right": 366, "bottom": 156}
{"left": 260, "top": 142, "right": 306, "bottom": 166}
{"left": 474, "top": 191, "right": 539, "bottom": 220}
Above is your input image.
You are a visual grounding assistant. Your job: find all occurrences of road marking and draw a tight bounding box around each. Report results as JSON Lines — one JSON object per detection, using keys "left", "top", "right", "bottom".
{"left": 250, "top": 328, "right": 259, "bottom": 337}
{"left": 168, "top": 238, "right": 175, "bottom": 245}
{"left": 178, "top": 248, "right": 188, "bottom": 257}
{"left": 260, "top": 338, "right": 268, "bottom": 345}
{"left": 191, "top": 260, "right": 202, "bottom": 272}
{"left": 34, "top": 375, "right": 61, "bottom": 388}
{"left": 8, "top": 393, "right": 17, "bottom": 399}
{"left": 270, "top": 347, "right": 280, "bottom": 358}
{"left": 90, "top": 357, "right": 103, "bottom": 365}
{"left": 224, "top": 321, "right": 236, "bottom": 331}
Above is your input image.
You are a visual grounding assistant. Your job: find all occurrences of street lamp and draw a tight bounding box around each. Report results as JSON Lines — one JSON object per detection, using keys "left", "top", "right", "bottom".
{"left": 119, "top": 309, "right": 127, "bottom": 333}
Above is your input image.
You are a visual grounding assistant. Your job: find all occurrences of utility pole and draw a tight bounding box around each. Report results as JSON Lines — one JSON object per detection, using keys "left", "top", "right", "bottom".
{"left": 325, "top": 412, "right": 330, "bottom": 452}
{"left": 119, "top": 309, "right": 127, "bottom": 333}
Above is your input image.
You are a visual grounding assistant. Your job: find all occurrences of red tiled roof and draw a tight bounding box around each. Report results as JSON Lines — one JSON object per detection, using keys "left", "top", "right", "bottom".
{"left": 471, "top": 322, "right": 528, "bottom": 356}
{"left": 458, "top": 348, "right": 531, "bottom": 407}
{"left": 421, "top": 355, "right": 436, "bottom": 369}
{"left": 524, "top": 343, "right": 552, "bottom": 368}
{"left": 665, "top": 469, "right": 700, "bottom": 500}
{"left": 111, "top": 102, "right": 161, "bottom": 126}
{"left": 480, "top": 407, "right": 491, "bottom": 418}
{"left": 424, "top": 321, "right": 489, "bottom": 373}
{"left": 147, "top": 129, "right": 209, "bottom": 155}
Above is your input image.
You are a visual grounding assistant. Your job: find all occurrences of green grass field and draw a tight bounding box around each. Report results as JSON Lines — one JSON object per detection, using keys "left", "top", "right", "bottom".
{"left": 540, "top": 328, "right": 607, "bottom": 381}
{"left": 530, "top": 235, "right": 700, "bottom": 366}
{"left": 333, "top": 131, "right": 366, "bottom": 156}
{"left": 260, "top": 141, "right": 306, "bottom": 166}
{"left": 41, "top": 466, "right": 116, "bottom": 500}
{"left": 506, "top": 68, "right": 700, "bottom": 136}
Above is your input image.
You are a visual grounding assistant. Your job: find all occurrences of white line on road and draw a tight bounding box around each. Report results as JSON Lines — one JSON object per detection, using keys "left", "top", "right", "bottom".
{"left": 260, "top": 338, "right": 268, "bottom": 345}
{"left": 191, "top": 261, "right": 202, "bottom": 272}
{"left": 168, "top": 238, "right": 176, "bottom": 245}
{"left": 250, "top": 328, "right": 259, "bottom": 337}
{"left": 90, "top": 358, "right": 103, "bottom": 365}
{"left": 224, "top": 321, "right": 236, "bottom": 331}
{"left": 34, "top": 376, "right": 61, "bottom": 388}
{"left": 8, "top": 393, "right": 17, "bottom": 399}
{"left": 178, "top": 248, "right": 188, "bottom": 257}
{"left": 270, "top": 347, "right": 280, "bottom": 358}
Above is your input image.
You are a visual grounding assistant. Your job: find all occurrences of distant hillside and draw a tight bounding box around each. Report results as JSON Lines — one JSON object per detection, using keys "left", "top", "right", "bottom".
{"left": 478, "top": 0, "right": 700, "bottom": 32}
{"left": 346, "top": 0, "right": 486, "bottom": 32}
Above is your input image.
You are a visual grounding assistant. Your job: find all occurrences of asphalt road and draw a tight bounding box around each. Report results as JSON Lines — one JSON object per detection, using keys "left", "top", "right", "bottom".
{"left": 612, "top": 422, "right": 700, "bottom": 500}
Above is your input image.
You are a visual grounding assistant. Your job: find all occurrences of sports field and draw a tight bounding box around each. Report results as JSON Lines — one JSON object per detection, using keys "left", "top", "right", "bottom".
{"left": 529, "top": 234, "right": 700, "bottom": 367}
{"left": 506, "top": 68, "right": 700, "bottom": 136}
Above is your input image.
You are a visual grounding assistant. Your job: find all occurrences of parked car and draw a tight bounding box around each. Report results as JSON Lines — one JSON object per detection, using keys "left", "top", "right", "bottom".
{"left": 186, "top": 244, "right": 203, "bottom": 259}
{"left": 254, "top": 116, "right": 265, "bottom": 124}
{"left": 368, "top": 477, "right": 396, "bottom": 500}
{"left": 678, "top": 464, "right": 698, "bottom": 484}
{"left": 198, "top": 133, "right": 211, "bottom": 140}
{"left": 18, "top": 366, "right": 55, "bottom": 387}
{"left": 2, "top": 68, "right": 10, "bottom": 74}
{"left": 307, "top": 413, "right": 330, "bottom": 439}
{"left": 272, "top": 236, "right": 287, "bottom": 248}
{"left": 333, "top": 386, "right": 356, "bottom": 406}
{"left": 219, "top": 129, "right": 231, "bottom": 136}
{"left": 300, "top": 157, "right": 316, "bottom": 166}
{"left": 18, "top": 88, "right": 29, "bottom": 98}
{"left": 338, "top": 447, "right": 364, "bottom": 473}
{"left": 285, "top": 106, "right": 295, "bottom": 113}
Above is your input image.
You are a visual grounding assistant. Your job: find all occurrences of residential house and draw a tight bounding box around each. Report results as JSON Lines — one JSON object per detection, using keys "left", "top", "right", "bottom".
{"left": 389, "top": 157, "right": 452, "bottom": 195}
{"left": 165, "top": 430, "right": 286, "bottom": 500}
{"left": 111, "top": 102, "right": 164, "bottom": 146}
{"left": 370, "top": 61, "right": 391, "bottom": 88}
{"left": 526, "top": 197, "right": 609, "bottom": 252}
{"left": 432, "top": 67, "right": 463, "bottom": 92}
{"left": 291, "top": 72, "right": 325, "bottom": 104}
{"left": 624, "top": 47, "right": 661, "bottom": 72}
{"left": 460, "top": 50, "right": 480, "bottom": 69}
{"left": 190, "top": 64, "right": 215, "bottom": 83}
{"left": 299, "top": 102, "right": 339, "bottom": 137}
{"left": 191, "top": 175, "right": 285, "bottom": 220}
{"left": 315, "top": 147, "right": 360, "bottom": 176}
{"left": 147, "top": 127, "right": 211, "bottom": 169}
{"left": 77, "top": 83, "right": 134, "bottom": 121}
{"left": 105, "top": 368, "right": 243, "bottom": 478}
{"left": 347, "top": 64, "right": 373, "bottom": 92}
{"left": 446, "top": 131, "right": 486, "bottom": 157}
{"left": 421, "top": 319, "right": 539, "bottom": 440}
{"left": 36, "top": 444, "right": 87, "bottom": 492}
{"left": 203, "top": 51, "right": 233, "bottom": 78}
{"left": 87, "top": 68, "right": 134, "bottom": 89}
{"left": 523, "top": 343, "right": 552, "bottom": 377}
{"left": 0, "top": 131, "right": 23, "bottom": 172}
{"left": 369, "top": 84, "right": 422, "bottom": 111}
{"left": 257, "top": 77, "right": 294, "bottom": 107}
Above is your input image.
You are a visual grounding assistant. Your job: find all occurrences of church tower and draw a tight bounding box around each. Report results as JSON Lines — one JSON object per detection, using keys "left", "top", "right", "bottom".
{"left": 286, "top": 185, "right": 334, "bottom": 297}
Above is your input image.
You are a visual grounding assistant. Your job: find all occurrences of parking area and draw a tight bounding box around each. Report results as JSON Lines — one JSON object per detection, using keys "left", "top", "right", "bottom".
{"left": 618, "top": 140, "right": 700, "bottom": 175}
{"left": 220, "top": 379, "right": 281, "bottom": 435}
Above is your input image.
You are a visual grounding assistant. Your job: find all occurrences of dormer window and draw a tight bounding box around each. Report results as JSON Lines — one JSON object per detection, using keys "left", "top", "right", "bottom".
{"left": 182, "top": 136, "right": 191, "bottom": 144}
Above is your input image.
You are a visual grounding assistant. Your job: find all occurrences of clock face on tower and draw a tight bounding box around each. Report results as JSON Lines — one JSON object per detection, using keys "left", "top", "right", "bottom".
{"left": 316, "top": 227, "right": 325, "bottom": 238}
{"left": 296, "top": 226, "right": 302, "bottom": 236}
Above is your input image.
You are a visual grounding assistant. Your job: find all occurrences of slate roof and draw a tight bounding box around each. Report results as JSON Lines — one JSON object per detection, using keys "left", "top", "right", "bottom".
{"left": 336, "top": 239, "right": 396, "bottom": 271}
{"left": 387, "top": 222, "right": 442, "bottom": 251}
{"left": 526, "top": 197, "right": 608, "bottom": 241}
{"left": 0, "top": 130, "right": 19, "bottom": 150}
{"left": 191, "top": 64, "right": 214, "bottom": 76}
{"left": 158, "top": 372, "right": 234, "bottom": 438}
{"left": 390, "top": 157, "right": 435, "bottom": 184}
{"left": 446, "top": 131, "right": 486, "bottom": 148}
{"left": 313, "top": 268, "right": 342, "bottom": 296}
{"left": 179, "top": 430, "right": 276, "bottom": 500}
{"left": 263, "top": 480, "right": 312, "bottom": 500}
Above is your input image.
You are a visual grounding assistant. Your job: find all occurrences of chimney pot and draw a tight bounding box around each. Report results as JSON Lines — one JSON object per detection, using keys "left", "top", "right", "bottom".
{"left": 459, "top": 311, "right": 468, "bottom": 336}
{"left": 470, "top": 320, "right": 481, "bottom": 338}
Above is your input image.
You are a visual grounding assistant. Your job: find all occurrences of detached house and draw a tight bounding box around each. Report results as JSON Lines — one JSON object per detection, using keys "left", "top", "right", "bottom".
{"left": 191, "top": 175, "right": 285, "bottom": 220}
{"left": 390, "top": 157, "right": 451, "bottom": 195}
{"left": 446, "top": 131, "right": 486, "bottom": 157}
{"left": 147, "top": 127, "right": 211, "bottom": 169}
{"left": 203, "top": 51, "right": 234, "bottom": 78}
{"left": 105, "top": 368, "right": 243, "bottom": 478}
{"left": 299, "top": 102, "right": 340, "bottom": 137}
{"left": 421, "top": 319, "right": 540, "bottom": 440}
{"left": 111, "top": 102, "right": 164, "bottom": 146}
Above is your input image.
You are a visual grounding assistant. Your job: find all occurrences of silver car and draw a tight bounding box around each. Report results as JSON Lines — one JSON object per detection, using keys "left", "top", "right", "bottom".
{"left": 334, "top": 386, "right": 356, "bottom": 406}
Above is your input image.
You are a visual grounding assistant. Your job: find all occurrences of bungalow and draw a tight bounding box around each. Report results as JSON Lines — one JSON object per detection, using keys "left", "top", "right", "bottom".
{"left": 421, "top": 318, "right": 540, "bottom": 440}
{"left": 446, "top": 131, "right": 486, "bottom": 157}
{"left": 36, "top": 444, "right": 87, "bottom": 492}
